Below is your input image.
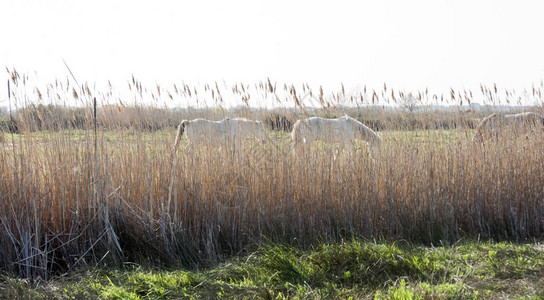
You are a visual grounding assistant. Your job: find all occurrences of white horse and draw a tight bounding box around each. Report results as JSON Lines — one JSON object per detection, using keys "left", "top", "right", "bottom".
{"left": 473, "top": 112, "right": 544, "bottom": 143}
{"left": 172, "top": 118, "right": 268, "bottom": 152}
{"left": 291, "top": 115, "right": 382, "bottom": 157}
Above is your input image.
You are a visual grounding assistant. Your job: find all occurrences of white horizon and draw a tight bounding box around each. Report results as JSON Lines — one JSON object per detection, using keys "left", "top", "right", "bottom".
{"left": 1, "top": 0, "right": 543, "bottom": 107}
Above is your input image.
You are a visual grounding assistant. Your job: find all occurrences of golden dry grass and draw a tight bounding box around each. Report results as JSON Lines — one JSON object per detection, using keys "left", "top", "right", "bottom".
{"left": 1, "top": 71, "right": 544, "bottom": 279}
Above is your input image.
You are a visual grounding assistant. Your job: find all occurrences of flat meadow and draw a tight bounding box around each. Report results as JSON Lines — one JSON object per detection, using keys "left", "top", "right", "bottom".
{"left": 2, "top": 73, "right": 544, "bottom": 298}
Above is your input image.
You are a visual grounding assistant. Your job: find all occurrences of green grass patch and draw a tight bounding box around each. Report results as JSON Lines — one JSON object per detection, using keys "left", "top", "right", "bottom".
{"left": 3, "top": 239, "right": 544, "bottom": 299}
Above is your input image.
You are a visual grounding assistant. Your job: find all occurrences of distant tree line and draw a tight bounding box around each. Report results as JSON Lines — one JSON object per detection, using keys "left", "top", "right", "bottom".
{"left": 0, "top": 104, "right": 534, "bottom": 134}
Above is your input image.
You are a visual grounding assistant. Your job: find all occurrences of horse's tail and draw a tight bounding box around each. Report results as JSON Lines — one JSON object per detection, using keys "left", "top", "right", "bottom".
{"left": 172, "top": 120, "right": 188, "bottom": 152}
{"left": 254, "top": 120, "right": 268, "bottom": 143}
{"left": 537, "top": 113, "right": 544, "bottom": 127}
{"left": 291, "top": 120, "right": 304, "bottom": 154}
{"left": 472, "top": 129, "right": 483, "bottom": 143}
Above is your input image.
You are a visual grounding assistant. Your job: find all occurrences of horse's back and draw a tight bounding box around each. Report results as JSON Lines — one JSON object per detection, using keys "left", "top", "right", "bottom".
{"left": 506, "top": 112, "right": 544, "bottom": 125}
{"left": 185, "top": 118, "right": 266, "bottom": 145}
{"left": 474, "top": 112, "right": 544, "bottom": 142}
{"left": 293, "top": 116, "right": 356, "bottom": 143}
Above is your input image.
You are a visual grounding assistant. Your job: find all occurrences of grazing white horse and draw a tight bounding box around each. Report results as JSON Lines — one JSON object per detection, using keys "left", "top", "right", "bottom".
{"left": 291, "top": 115, "right": 382, "bottom": 157}
{"left": 172, "top": 118, "right": 268, "bottom": 152}
{"left": 473, "top": 112, "right": 544, "bottom": 143}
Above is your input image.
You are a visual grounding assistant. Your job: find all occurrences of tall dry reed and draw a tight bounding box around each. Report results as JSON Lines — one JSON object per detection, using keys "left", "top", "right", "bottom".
{"left": 1, "top": 72, "right": 544, "bottom": 278}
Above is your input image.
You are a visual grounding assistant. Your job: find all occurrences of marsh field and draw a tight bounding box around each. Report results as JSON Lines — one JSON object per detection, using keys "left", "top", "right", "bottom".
{"left": 2, "top": 75, "right": 544, "bottom": 298}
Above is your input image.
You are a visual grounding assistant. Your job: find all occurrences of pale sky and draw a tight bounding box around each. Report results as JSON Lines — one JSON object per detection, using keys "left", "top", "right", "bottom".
{"left": 1, "top": 0, "right": 544, "bottom": 106}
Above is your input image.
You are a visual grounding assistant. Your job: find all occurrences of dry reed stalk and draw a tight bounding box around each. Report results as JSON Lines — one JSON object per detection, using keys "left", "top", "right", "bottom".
{"left": 2, "top": 76, "right": 544, "bottom": 279}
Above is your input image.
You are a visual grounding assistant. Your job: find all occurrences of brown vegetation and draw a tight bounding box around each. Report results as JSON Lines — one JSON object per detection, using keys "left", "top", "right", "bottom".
{"left": 1, "top": 72, "right": 544, "bottom": 279}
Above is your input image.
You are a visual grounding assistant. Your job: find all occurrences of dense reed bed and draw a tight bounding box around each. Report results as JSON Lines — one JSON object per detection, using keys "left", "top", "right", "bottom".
{"left": 1, "top": 72, "right": 544, "bottom": 279}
